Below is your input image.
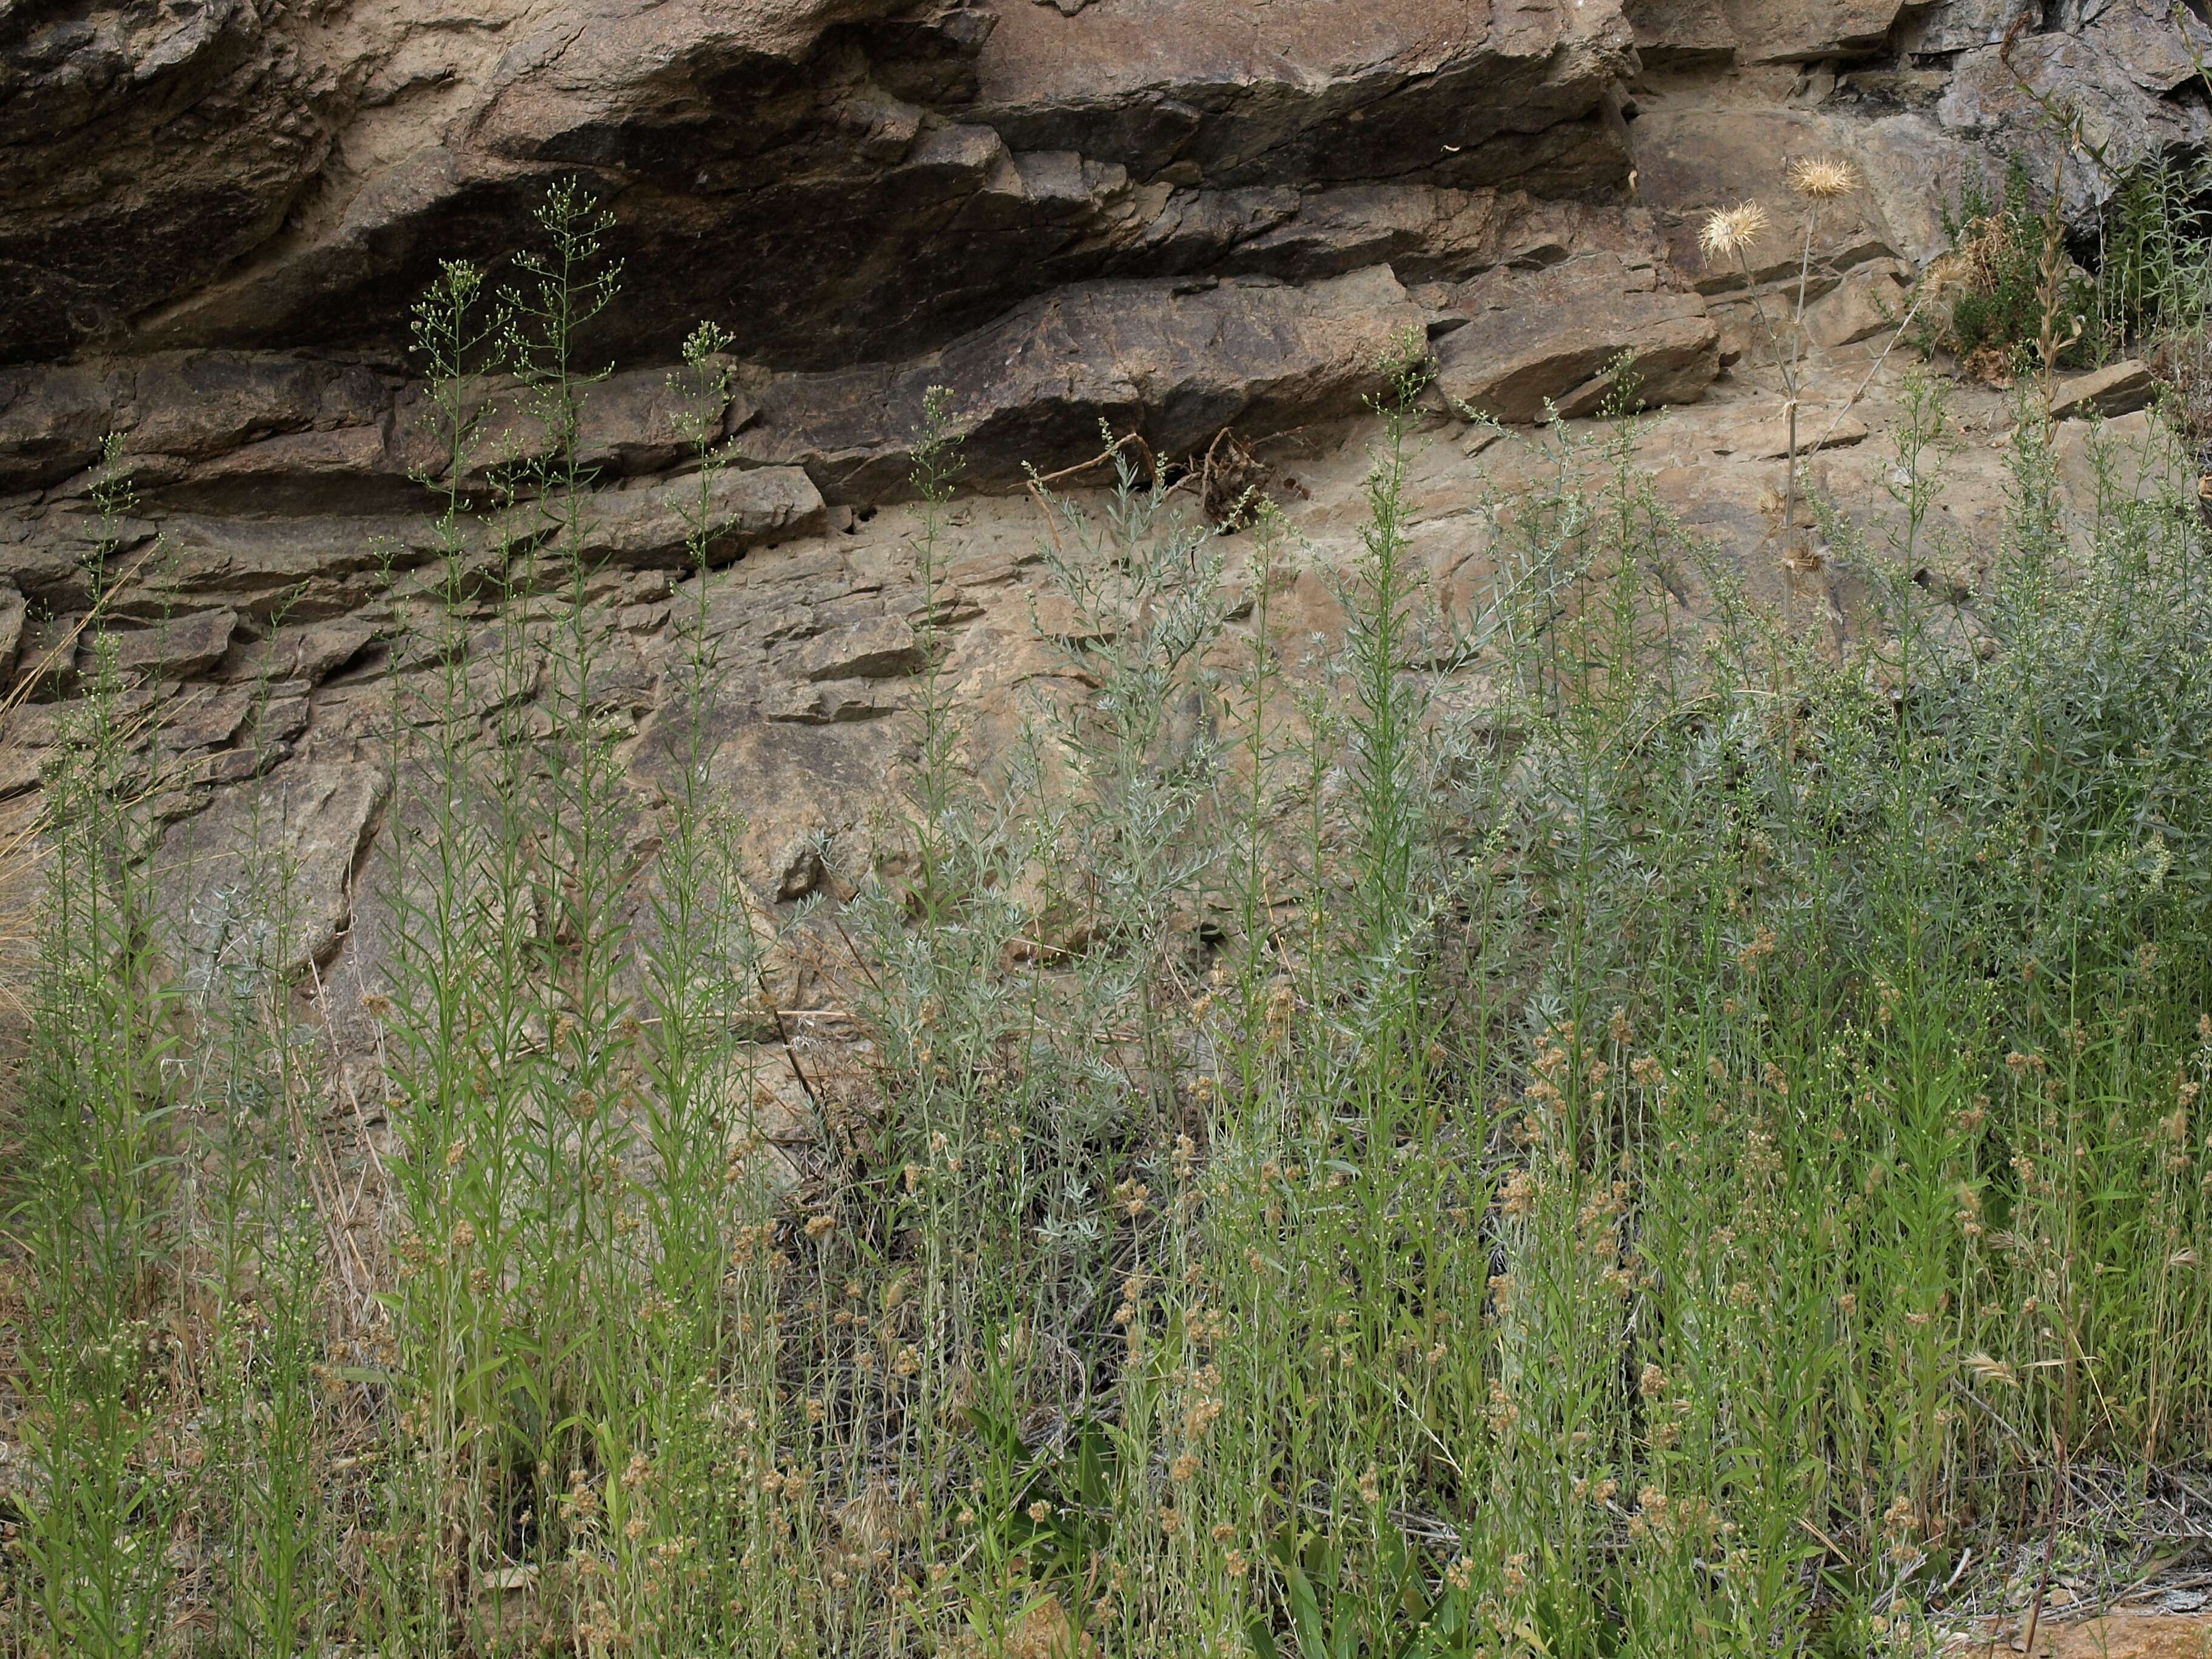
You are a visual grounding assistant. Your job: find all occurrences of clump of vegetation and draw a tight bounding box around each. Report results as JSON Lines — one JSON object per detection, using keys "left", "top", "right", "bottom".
{"left": 1932, "top": 149, "right": 2212, "bottom": 394}
{"left": 2092, "top": 152, "right": 2212, "bottom": 354}
{"left": 2101, "top": 155, "right": 2212, "bottom": 449}
{"left": 3, "top": 179, "right": 2210, "bottom": 1659}
{"left": 1928, "top": 159, "right": 2093, "bottom": 381}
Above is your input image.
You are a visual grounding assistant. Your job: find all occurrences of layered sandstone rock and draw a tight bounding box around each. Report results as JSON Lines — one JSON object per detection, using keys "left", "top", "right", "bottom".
{"left": 2, "top": 0, "right": 1637, "bottom": 367}
{"left": 0, "top": 0, "right": 2205, "bottom": 1067}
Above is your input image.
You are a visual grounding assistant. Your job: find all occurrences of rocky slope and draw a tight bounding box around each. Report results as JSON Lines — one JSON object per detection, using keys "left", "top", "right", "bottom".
{"left": 0, "top": 0, "right": 2205, "bottom": 1051}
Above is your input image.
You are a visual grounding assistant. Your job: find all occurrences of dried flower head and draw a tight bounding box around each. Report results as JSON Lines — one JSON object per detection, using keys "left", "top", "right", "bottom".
{"left": 1965, "top": 1352, "right": 2019, "bottom": 1388}
{"left": 1699, "top": 201, "right": 1770, "bottom": 266}
{"left": 1786, "top": 156, "right": 1859, "bottom": 201}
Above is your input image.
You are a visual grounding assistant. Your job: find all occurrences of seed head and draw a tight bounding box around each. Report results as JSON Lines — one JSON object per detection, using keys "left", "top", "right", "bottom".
{"left": 1965, "top": 1352, "right": 2019, "bottom": 1387}
{"left": 1698, "top": 201, "right": 1770, "bottom": 266}
{"left": 1786, "top": 156, "right": 1859, "bottom": 202}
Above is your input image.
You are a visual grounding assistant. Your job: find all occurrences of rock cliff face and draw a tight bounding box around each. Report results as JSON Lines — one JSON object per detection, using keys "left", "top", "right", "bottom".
{"left": 1, "top": 0, "right": 2206, "bottom": 1028}
{"left": 3, "top": 0, "right": 1635, "bottom": 366}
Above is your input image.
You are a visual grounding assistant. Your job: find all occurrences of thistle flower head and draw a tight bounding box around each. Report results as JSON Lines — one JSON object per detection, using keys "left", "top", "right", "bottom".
{"left": 1786, "top": 156, "right": 1860, "bottom": 201}
{"left": 1699, "top": 201, "right": 1770, "bottom": 266}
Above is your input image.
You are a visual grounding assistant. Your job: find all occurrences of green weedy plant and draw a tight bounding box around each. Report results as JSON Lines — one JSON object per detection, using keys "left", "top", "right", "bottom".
{"left": 8, "top": 448, "right": 184, "bottom": 1659}
{"left": 19, "top": 449, "right": 179, "bottom": 1329}
{"left": 1151, "top": 340, "right": 1486, "bottom": 1659}
{"left": 494, "top": 182, "right": 638, "bottom": 1521}
{"left": 618, "top": 318, "right": 769, "bottom": 1654}
{"left": 1338, "top": 331, "right": 1439, "bottom": 1041}
{"left": 1250, "top": 1518, "right": 1459, "bottom": 1659}
{"left": 370, "top": 247, "right": 521, "bottom": 1648}
{"left": 834, "top": 387, "right": 1048, "bottom": 1653}
{"left": 178, "top": 791, "right": 343, "bottom": 1659}
{"left": 6, "top": 446, "right": 358, "bottom": 1659}
{"left": 954, "top": 1336, "right": 1133, "bottom": 1651}
{"left": 368, "top": 179, "right": 669, "bottom": 1652}
{"left": 2091, "top": 153, "right": 2212, "bottom": 355}
{"left": 1025, "top": 434, "right": 1233, "bottom": 1120}
{"left": 8, "top": 172, "right": 2212, "bottom": 1659}
{"left": 201, "top": 1195, "right": 330, "bottom": 1658}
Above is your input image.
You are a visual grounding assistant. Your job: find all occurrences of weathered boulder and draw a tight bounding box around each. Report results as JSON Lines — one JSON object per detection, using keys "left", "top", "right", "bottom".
{"left": 130, "top": 515, "right": 441, "bottom": 624}
{"left": 1940, "top": 32, "right": 2212, "bottom": 223}
{"left": 1806, "top": 262, "right": 1912, "bottom": 347}
{"left": 0, "top": 361, "right": 126, "bottom": 492}
{"left": 0, "top": 580, "right": 24, "bottom": 684}
{"left": 1843, "top": 115, "right": 2008, "bottom": 269}
{"left": 0, "top": 1, "right": 332, "bottom": 363}
{"left": 1895, "top": 0, "right": 2036, "bottom": 55}
{"left": 491, "top": 468, "right": 828, "bottom": 569}
{"left": 156, "top": 760, "right": 389, "bottom": 977}
{"left": 1221, "top": 190, "right": 1649, "bottom": 287}
{"left": 1622, "top": 0, "right": 1910, "bottom": 64}
{"left": 1630, "top": 107, "right": 1906, "bottom": 286}
{"left": 92, "top": 608, "right": 238, "bottom": 679}
{"left": 2048, "top": 360, "right": 2157, "bottom": 420}
{"left": 743, "top": 266, "right": 1432, "bottom": 500}
{"left": 971, "top": 0, "right": 1636, "bottom": 192}
{"left": 1727, "top": 0, "right": 1909, "bottom": 61}
{"left": 155, "top": 683, "right": 257, "bottom": 754}
{"left": 2078, "top": 0, "right": 2212, "bottom": 96}
{"left": 792, "top": 616, "right": 926, "bottom": 682}
{"left": 0, "top": 351, "right": 407, "bottom": 509}
{"left": 223, "top": 619, "right": 380, "bottom": 689}
{"left": 1624, "top": 0, "right": 1740, "bottom": 66}
{"left": 1711, "top": 408, "right": 1869, "bottom": 459}
{"left": 1433, "top": 254, "right": 1720, "bottom": 422}
{"left": 764, "top": 678, "right": 903, "bottom": 723}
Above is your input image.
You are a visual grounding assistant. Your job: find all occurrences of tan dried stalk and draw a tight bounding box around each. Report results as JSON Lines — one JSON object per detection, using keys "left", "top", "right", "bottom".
{"left": 1701, "top": 155, "right": 1860, "bottom": 603}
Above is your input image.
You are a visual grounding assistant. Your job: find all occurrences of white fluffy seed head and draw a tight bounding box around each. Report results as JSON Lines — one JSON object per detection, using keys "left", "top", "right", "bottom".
{"left": 1699, "top": 201, "right": 1771, "bottom": 265}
